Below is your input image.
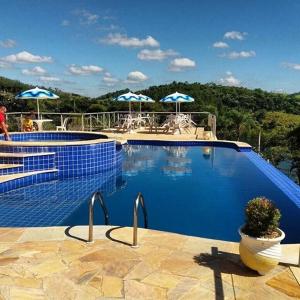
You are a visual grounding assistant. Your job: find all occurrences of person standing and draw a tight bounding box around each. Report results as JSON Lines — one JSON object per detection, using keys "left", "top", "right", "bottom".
{"left": 0, "top": 106, "right": 11, "bottom": 141}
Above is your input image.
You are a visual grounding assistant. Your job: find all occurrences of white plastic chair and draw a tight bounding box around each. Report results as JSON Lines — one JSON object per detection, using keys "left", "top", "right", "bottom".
{"left": 56, "top": 117, "right": 69, "bottom": 131}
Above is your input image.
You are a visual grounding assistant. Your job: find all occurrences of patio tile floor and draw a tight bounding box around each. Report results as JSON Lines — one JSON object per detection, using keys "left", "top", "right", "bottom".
{"left": 0, "top": 226, "right": 299, "bottom": 299}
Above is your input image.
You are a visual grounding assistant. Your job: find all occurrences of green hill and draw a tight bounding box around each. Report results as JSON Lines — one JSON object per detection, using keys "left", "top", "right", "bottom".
{"left": 0, "top": 76, "right": 299, "bottom": 182}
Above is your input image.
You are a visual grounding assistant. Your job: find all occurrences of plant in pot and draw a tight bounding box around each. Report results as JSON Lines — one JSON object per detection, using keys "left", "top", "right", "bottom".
{"left": 239, "top": 196, "right": 285, "bottom": 275}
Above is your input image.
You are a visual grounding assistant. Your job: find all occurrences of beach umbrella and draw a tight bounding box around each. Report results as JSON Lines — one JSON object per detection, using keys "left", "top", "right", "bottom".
{"left": 15, "top": 87, "right": 59, "bottom": 119}
{"left": 160, "top": 91, "right": 194, "bottom": 114}
{"left": 114, "top": 92, "right": 140, "bottom": 117}
{"left": 137, "top": 94, "right": 155, "bottom": 114}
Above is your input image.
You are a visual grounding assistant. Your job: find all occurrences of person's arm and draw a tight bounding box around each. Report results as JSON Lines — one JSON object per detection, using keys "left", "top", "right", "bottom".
{"left": 1, "top": 121, "right": 11, "bottom": 141}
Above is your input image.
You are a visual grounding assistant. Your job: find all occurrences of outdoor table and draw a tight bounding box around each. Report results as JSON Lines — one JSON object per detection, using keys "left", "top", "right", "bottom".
{"left": 33, "top": 119, "right": 53, "bottom": 131}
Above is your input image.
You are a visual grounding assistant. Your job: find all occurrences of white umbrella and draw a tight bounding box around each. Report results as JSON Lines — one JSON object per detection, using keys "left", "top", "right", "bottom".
{"left": 15, "top": 87, "right": 59, "bottom": 119}
{"left": 160, "top": 91, "right": 194, "bottom": 114}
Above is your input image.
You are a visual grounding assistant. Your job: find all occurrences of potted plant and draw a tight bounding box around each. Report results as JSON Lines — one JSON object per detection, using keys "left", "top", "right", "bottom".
{"left": 239, "top": 197, "right": 285, "bottom": 275}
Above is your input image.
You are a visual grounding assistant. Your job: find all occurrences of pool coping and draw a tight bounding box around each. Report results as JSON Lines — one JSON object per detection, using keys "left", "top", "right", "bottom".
{"left": 245, "top": 151, "right": 300, "bottom": 208}
{"left": 0, "top": 131, "right": 115, "bottom": 146}
{"left": 126, "top": 138, "right": 252, "bottom": 152}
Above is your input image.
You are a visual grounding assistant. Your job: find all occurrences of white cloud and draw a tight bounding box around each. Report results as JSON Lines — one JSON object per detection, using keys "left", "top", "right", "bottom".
{"left": 282, "top": 62, "right": 300, "bottom": 70}
{"left": 40, "top": 76, "right": 60, "bottom": 82}
{"left": 101, "top": 33, "right": 159, "bottom": 48}
{"left": 103, "top": 76, "right": 119, "bottom": 86}
{"left": 219, "top": 72, "right": 240, "bottom": 86}
{"left": 68, "top": 65, "right": 103, "bottom": 75}
{"left": 126, "top": 71, "right": 148, "bottom": 83}
{"left": 224, "top": 31, "right": 247, "bottom": 40}
{"left": 221, "top": 50, "right": 256, "bottom": 59}
{"left": 213, "top": 41, "right": 229, "bottom": 48}
{"left": 169, "top": 57, "right": 196, "bottom": 72}
{"left": 61, "top": 20, "right": 70, "bottom": 26}
{"left": 1, "top": 51, "right": 53, "bottom": 63}
{"left": 75, "top": 9, "right": 99, "bottom": 25}
{"left": 22, "top": 66, "right": 47, "bottom": 76}
{"left": 0, "top": 61, "right": 11, "bottom": 68}
{"left": 0, "top": 39, "right": 17, "bottom": 48}
{"left": 137, "top": 49, "right": 178, "bottom": 61}
{"left": 102, "top": 72, "right": 119, "bottom": 85}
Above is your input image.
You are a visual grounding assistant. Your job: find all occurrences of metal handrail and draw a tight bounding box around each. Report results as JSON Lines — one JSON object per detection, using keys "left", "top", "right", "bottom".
{"left": 88, "top": 191, "right": 109, "bottom": 243}
{"left": 132, "top": 192, "right": 148, "bottom": 247}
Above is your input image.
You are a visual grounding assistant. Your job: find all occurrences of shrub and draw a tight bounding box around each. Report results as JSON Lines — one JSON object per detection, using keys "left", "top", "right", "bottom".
{"left": 243, "top": 197, "right": 281, "bottom": 238}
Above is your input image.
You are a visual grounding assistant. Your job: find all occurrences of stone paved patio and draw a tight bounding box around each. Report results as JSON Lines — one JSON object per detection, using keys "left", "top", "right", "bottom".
{"left": 0, "top": 226, "right": 299, "bottom": 299}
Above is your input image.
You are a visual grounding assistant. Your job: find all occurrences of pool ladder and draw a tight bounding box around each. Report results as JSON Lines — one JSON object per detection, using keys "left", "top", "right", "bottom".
{"left": 88, "top": 191, "right": 148, "bottom": 246}
{"left": 88, "top": 191, "right": 109, "bottom": 243}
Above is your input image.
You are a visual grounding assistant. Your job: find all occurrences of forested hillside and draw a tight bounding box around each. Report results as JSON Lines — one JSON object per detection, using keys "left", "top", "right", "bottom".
{"left": 1, "top": 77, "right": 299, "bottom": 182}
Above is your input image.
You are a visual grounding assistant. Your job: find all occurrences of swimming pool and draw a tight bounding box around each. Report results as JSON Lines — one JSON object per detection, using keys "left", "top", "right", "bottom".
{"left": 0, "top": 143, "right": 299, "bottom": 243}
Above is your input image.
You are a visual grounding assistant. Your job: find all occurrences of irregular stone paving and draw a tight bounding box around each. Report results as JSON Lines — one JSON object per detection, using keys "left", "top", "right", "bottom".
{"left": 0, "top": 226, "right": 299, "bottom": 299}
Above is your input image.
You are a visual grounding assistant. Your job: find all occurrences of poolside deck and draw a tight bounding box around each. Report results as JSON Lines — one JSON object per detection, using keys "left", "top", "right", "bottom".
{"left": 100, "top": 129, "right": 252, "bottom": 151}
{"left": 100, "top": 128, "right": 201, "bottom": 142}
{"left": 0, "top": 226, "right": 299, "bottom": 299}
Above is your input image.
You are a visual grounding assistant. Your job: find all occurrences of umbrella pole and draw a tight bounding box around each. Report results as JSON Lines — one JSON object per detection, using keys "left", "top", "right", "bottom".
{"left": 140, "top": 102, "right": 142, "bottom": 115}
{"left": 176, "top": 103, "right": 177, "bottom": 115}
{"left": 129, "top": 102, "right": 131, "bottom": 117}
{"left": 37, "top": 98, "right": 40, "bottom": 120}
{"left": 179, "top": 102, "right": 181, "bottom": 114}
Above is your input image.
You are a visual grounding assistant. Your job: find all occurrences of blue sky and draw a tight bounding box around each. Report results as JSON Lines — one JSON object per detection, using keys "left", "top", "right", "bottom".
{"left": 1, "top": 0, "right": 300, "bottom": 97}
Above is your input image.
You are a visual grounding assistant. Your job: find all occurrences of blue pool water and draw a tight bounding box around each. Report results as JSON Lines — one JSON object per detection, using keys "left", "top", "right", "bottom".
{"left": 0, "top": 144, "right": 299, "bottom": 243}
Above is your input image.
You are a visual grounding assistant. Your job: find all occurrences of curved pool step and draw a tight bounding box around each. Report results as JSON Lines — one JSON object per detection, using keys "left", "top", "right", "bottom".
{"left": 0, "top": 152, "right": 55, "bottom": 158}
{"left": 0, "top": 163, "right": 24, "bottom": 176}
{"left": 0, "top": 169, "right": 58, "bottom": 193}
{"left": 0, "top": 152, "right": 56, "bottom": 175}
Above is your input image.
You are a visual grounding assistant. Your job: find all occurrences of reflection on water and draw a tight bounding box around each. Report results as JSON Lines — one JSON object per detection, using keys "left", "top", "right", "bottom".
{"left": 122, "top": 144, "right": 157, "bottom": 176}
{"left": 161, "top": 165, "right": 192, "bottom": 176}
{"left": 162, "top": 146, "right": 192, "bottom": 177}
{"left": 202, "top": 147, "right": 212, "bottom": 159}
{"left": 163, "top": 146, "right": 188, "bottom": 158}
{"left": 123, "top": 145, "right": 194, "bottom": 178}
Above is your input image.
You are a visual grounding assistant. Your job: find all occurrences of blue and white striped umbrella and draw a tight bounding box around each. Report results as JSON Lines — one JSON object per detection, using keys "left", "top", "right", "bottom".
{"left": 15, "top": 87, "right": 59, "bottom": 119}
{"left": 137, "top": 94, "right": 155, "bottom": 114}
{"left": 114, "top": 92, "right": 141, "bottom": 116}
{"left": 160, "top": 92, "right": 194, "bottom": 113}
{"left": 137, "top": 94, "right": 155, "bottom": 103}
{"left": 115, "top": 92, "right": 140, "bottom": 102}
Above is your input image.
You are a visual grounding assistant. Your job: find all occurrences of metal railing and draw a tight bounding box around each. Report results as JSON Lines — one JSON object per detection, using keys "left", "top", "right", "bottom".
{"left": 132, "top": 192, "right": 148, "bottom": 248}
{"left": 88, "top": 191, "right": 109, "bottom": 243}
{"left": 5, "top": 111, "right": 217, "bottom": 136}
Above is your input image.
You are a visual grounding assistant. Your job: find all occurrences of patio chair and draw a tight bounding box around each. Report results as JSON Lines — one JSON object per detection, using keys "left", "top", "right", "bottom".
{"left": 150, "top": 115, "right": 174, "bottom": 134}
{"left": 174, "top": 114, "right": 197, "bottom": 134}
{"left": 115, "top": 115, "right": 134, "bottom": 132}
{"left": 56, "top": 117, "right": 70, "bottom": 131}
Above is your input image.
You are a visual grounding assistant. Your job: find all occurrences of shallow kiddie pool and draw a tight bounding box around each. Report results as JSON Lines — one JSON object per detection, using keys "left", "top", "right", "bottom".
{"left": 0, "top": 131, "right": 121, "bottom": 179}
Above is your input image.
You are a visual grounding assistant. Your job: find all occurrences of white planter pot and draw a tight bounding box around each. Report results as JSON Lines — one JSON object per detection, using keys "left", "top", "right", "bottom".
{"left": 239, "top": 226, "right": 285, "bottom": 275}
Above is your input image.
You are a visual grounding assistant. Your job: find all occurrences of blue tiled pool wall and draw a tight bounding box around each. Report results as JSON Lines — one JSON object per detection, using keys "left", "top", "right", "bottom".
{"left": 54, "top": 141, "right": 119, "bottom": 178}
{"left": 0, "top": 167, "right": 124, "bottom": 226}
{"left": 0, "top": 132, "right": 108, "bottom": 142}
{"left": 0, "top": 130, "right": 122, "bottom": 178}
{"left": 0, "top": 171, "right": 58, "bottom": 194}
{"left": 12, "top": 140, "right": 119, "bottom": 178}
{"left": 127, "top": 140, "right": 252, "bottom": 152}
{"left": 0, "top": 154, "right": 55, "bottom": 175}
{"left": 245, "top": 151, "right": 300, "bottom": 208}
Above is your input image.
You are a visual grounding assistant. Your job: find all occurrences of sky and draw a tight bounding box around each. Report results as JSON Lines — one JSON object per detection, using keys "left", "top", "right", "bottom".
{"left": 1, "top": 0, "right": 300, "bottom": 97}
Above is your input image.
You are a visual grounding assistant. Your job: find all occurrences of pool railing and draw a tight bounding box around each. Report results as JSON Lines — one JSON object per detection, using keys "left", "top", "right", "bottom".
{"left": 6, "top": 111, "right": 217, "bottom": 136}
